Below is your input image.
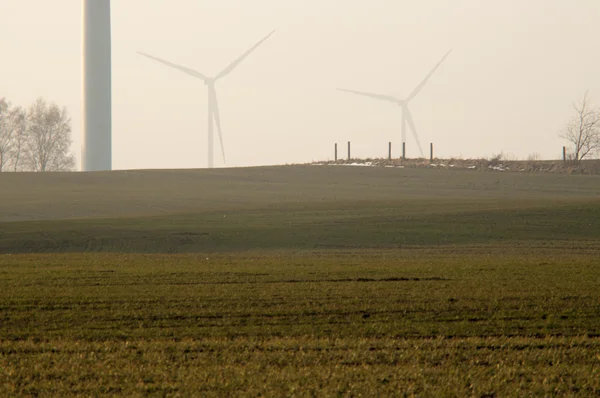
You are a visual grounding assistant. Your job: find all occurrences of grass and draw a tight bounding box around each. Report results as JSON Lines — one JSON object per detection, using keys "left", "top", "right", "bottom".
{"left": 2, "top": 166, "right": 600, "bottom": 223}
{"left": 1, "top": 199, "right": 599, "bottom": 253}
{"left": 1, "top": 250, "right": 599, "bottom": 396}
{"left": 3, "top": 336, "right": 599, "bottom": 396}
{"left": 1, "top": 166, "right": 600, "bottom": 395}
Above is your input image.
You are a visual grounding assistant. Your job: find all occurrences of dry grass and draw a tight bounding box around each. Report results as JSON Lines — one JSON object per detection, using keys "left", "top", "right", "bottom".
{"left": 3, "top": 336, "right": 599, "bottom": 396}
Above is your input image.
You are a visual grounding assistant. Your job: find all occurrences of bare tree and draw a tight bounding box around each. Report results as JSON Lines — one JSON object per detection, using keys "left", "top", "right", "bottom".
{"left": 0, "top": 99, "right": 26, "bottom": 172}
{"left": 24, "top": 98, "right": 75, "bottom": 172}
{"left": 9, "top": 107, "right": 26, "bottom": 172}
{"left": 560, "top": 92, "right": 600, "bottom": 162}
{"left": 0, "top": 98, "right": 12, "bottom": 171}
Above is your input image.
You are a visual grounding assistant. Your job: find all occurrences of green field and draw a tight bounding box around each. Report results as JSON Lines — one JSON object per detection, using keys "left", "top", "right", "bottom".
{"left": 1, "top": 166, "right": 599, "bottom": 396}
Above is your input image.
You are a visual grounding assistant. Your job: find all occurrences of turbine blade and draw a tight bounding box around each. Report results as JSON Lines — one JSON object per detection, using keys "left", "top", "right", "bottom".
{"left": 138, "top": 51, "right": 209, "bottom": 81}
{"left": 215, "top": 30, "right": 275, "bottom": 81}
{"left": 210, "top": 87, "right": 226, "bottom": 164}
{"left": 405, "top": 108, "right": 425, "bottom": 158}
{"left": 407, "top": 49, "right": 452, "bottom": 101}
{"left": 336, "top": 88, "right": 399, "bottom": 103}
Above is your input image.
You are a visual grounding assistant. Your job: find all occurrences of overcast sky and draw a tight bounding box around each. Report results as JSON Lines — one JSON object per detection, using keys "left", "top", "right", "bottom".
{"left": 1, "top": 1, "right": 599, "bottom": 170}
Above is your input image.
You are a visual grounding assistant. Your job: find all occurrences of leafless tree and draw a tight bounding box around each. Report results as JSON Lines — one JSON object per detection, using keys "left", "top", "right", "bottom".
{"left": 0, "top": 98, "right": 26, "bottom": 172}
{"left": 23, "top": 98, "right": 75, "bottom": 172}
{"left": 0, "top": 98, "right": 12, "bottom": 171}
{"left": 560, "top": 92, "right": 600, "bottom": 162}
{"left": 9, "top": 108, "right": 27, "bottom": 172}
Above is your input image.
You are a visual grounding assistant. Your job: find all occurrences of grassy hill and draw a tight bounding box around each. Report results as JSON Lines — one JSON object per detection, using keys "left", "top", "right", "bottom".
{"left": 2, "top": 166, "right": 600, "bottom": 395}
{"left": 1, "top": 165, "right": 599, "bottom": 253}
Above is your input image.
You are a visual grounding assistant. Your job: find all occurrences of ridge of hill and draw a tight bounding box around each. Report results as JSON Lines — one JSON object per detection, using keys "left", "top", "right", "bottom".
{"left": 312, "top": 157, "right": 600, "bottom": 174}
{"left": 1, "top": 165, "right": 599, "bottom": 253}
{"left": 1, "top": 165, "right": 599, "bottom": 223}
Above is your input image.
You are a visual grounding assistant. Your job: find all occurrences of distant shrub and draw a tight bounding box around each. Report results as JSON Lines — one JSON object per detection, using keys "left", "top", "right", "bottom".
{"left": 488, "top": 152, "right": 503, "bottom": 166}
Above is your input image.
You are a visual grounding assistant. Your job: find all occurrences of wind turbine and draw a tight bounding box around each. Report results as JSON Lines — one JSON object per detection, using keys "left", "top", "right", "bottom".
{"left": 337, "top": 50, "right": 452, "bottom": 158}
{"left": 82, "top": 0, "right": 112, "bottom": 171}
{"left": 138, "top": 31, "right": 275, "bottom": 168}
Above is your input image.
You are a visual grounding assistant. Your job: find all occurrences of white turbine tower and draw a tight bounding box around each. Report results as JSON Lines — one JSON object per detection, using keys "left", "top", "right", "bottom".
{"left": 138, "top": 31, "right": 275, "bottom": 168}
{"left": 82, "top": 0, "right": 112, "bottom": 171}
{"left": 338, "top": 50, "right": 452, "bottom": 158}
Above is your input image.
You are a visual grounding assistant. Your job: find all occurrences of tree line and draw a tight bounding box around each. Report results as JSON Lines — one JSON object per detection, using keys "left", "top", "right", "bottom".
{"left": 0, "top": 97, "right": 75, "bottom": 172}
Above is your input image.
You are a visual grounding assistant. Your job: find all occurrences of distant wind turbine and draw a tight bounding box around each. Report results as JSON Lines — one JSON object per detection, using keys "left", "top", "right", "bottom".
{"left": 138, "top": 31, "right": 275, "bottom": 168}
{"left": 337, "top": 50, "right": 452, "bottom": 158}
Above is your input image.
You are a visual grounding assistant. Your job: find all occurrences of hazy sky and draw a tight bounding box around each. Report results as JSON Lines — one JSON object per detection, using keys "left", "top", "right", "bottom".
{"left": 1, "top": 1, "right": 600, "bottom": 170}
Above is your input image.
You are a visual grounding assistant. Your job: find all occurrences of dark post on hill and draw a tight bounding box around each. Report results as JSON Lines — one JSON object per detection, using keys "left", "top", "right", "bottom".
{"left": 563, "top": 146, "right": 566, "bottom": 163}
{"left": 402, "top": 142, "right": 406, "bottom": 160}
{"left": 334, "top": 143, "right": 338, "bottom": 161}
{"left": 388, "top": 142, "right": 392, "bottom": 160}
{"left": 347, "top": 141, "right": 351, "bottom": 161}
{"left": 430, "top": 143, "right": 434, "bottom": 162}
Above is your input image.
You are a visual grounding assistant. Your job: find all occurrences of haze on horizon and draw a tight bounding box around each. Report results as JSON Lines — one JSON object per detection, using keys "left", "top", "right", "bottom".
{"left": 1, "top": 0, "right": 599, "bottom": 170}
